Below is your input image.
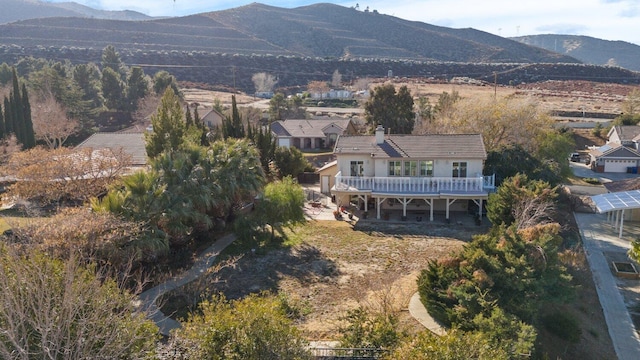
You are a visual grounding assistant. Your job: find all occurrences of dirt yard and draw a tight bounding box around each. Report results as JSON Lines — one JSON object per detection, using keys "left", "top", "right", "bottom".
{"left": 160, "top": 216, "right": 617, "bottom": 358}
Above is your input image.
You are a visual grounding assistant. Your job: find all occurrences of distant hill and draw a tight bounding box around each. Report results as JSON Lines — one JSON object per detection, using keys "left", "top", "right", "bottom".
{"left": 0, "top": 0, "right": 152, "bottom": 23}
{"left": 0, "top": 2, "right": 577, "bottom": 64}
{"left": 512, "top": 34, "right": 640, "bottom": 72}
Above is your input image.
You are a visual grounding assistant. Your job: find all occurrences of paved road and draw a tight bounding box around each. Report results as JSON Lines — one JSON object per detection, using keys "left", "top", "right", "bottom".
{"left": 576, "top": 213, "right": 640, "bottom": 360}
{"left": 570, "top": 161, "right": 640, "bottom": 183}
{"left": 139, "top": 233, "right": 236, "bottom": 336}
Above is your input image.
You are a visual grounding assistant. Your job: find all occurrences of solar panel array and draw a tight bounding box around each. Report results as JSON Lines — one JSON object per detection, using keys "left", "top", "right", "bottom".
{"left": 592, "top": 190, "right": 640, "bottom": 213}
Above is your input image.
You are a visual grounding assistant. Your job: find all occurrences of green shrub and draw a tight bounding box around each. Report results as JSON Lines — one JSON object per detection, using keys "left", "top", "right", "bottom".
{"left": 541, "top": 311, "right": 582, "bottom": 343}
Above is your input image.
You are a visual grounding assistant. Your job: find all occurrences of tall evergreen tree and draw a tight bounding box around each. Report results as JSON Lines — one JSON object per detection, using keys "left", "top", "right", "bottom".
{"left": 9, "top": 93, "right": 23, "bottom": 143}
{"left": 0, "top": 102, "right": 4, "bottom": 139}
{"left": 101, "top": 67, "right": 125, "bottom": 111}
{"left": 101, "top": 45, "right": 126, "bottom": 80}
{"left": 73, "top": 63, "right": 103, "bottom": 109}
{"left": 185, "top": 107, "right": 193, "bottom": 128}
{"left": 364, "top": 84, "right": 415, "bottom": 134}
{"left": 10, "top": 69, "right": 25, "bottom": 144}
{"left": 21, "top": 83, "right": 35, "bottom": 149}
{"left": 3, "top": 97, "right": 11, "bottom": 136}
{"left": 145, "top": 88, "right": 186, "bottom": 158}
{"left": 222, "top": 95, "right": 245, "bottom": 139}
{"left": 126, "top": 66, "right": 148, "bottom": 111}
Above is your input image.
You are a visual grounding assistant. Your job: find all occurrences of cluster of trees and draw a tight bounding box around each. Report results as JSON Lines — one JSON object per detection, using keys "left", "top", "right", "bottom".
{"left": 268, "top": 92, "right": 306, "bottom": 122}
{"left": 1, "top": 45, "right": 180, "bottom": 142}
{"left": 0, "top": 86, "right": 309, "bottom": 358}
{"left": 416, "top": 174, "right": 574, "bottom": 358}
{"left": 0, "top": 69, "right": 35, "bottom": 150}
{"left": 364, "top": 83, "right": 415, "bottom": 133}
{"left": 218, "top": 94, "right": 311, "bottom": 179}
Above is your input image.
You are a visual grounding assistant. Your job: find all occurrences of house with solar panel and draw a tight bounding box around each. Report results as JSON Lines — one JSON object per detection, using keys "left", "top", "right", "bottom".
{"left": 587, "top": 125, "right": 640, "bottom": 173}
{"left": 331, "top": 125, "right": 495, "bottom": 221}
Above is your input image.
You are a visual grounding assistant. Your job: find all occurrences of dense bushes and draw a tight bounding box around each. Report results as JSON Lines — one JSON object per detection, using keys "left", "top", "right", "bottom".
{"left": 417, "top": 174, "right": 575, "bottom": 357}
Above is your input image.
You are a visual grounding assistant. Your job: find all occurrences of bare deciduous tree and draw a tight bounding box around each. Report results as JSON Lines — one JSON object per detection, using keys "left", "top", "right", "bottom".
{"left": 422, "top": 96, "right": 553, "bottom": 152}
{"left": 252, "top": 72, "right": 277, "bottom": 93}
{"left": 132, "top": 92, "right": 162, "bottom": 125}
{"left": 331, "top": 69, "right": 342, "bottom": 88}
{"left": 32, "top": 95, "right": 79, "bottom": 149}
{"left": 3, "top": 146, "right": 131, "bottom": 206}
{"left": 0, "top": 247, "right": 157, "bottom": 359}
{"left": 353, "top": 77, "right": 371, "bottom": 92}
{"left": 307, "top": 80, "right": 330, "bottom": 99}
{"left": 622, "top": 89, "right": 640, "bottom": 116}
{"left": 0, "top": 134, "right": 21, "bottom": 165}
{"left": 513, "top": 194, "right": 556, "bottom": 230}
{"left": 10, "top": 207, "right": 149, "bottom": 269}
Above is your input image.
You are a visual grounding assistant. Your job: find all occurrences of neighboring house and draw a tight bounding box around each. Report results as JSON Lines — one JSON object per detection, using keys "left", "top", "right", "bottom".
{"left": 201, "top": 108, "right": 225, "bottom": 129}
{"left": 76, "top": 132, "right": 147, "bottom": 168}
{"left": 310, "top": 89, "right": 353, "bottom": 100}
{"left": 587, "top": 143, "right": 640, "bottom": 173}
{"left": 270, "top": 119, "right": 356, "bottom": 150}
{"left": 331, "top": 125, "right": 494, "bottom": 220}
{"left": 316, "top": 160, "right": 337, "bottom": 195}
{"left": 255, "top": 91, "right": 274, "bottom": 99}
{"left": 606, "top": 125, "right": 640, "bottom": 149}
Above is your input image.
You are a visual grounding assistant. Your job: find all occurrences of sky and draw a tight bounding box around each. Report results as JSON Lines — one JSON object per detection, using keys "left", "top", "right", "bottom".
{"left": 44, "top": 0, "right": 640, "bottom": 45}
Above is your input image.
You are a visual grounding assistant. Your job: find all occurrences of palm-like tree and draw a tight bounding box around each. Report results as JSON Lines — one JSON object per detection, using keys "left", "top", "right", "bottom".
{"left": 207, "top": 138, "right": 265, "bottom": 220}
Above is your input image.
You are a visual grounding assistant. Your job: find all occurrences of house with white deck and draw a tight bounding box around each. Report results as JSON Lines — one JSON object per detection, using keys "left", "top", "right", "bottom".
{"left": 331, "top": 125, "right": 494, "bottom": 221}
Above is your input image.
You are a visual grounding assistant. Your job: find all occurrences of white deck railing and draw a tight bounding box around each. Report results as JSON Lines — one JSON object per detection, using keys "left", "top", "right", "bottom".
{"left": 334, "top": 172, "right": 495, "bottom": 194}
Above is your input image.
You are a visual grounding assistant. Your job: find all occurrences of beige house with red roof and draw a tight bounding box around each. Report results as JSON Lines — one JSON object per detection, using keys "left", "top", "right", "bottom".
{"left": 331, "top": 125, "right": 494, "bottom": 221}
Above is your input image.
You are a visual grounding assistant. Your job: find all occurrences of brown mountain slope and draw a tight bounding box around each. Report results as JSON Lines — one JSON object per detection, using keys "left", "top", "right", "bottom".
{"left": 0, "top": 0, "right": 151, "bottom": 24}
{"left": 513, "top": 34, "right": 640, "bottom": 72}
{"left": 0, "top": 2, "right": 579, "bottom": 63}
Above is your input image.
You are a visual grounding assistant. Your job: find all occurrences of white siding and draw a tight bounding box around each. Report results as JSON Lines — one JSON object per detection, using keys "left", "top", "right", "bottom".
{"left": 278, "top": 138, "right": 291, "bottom": 148}
{"left": 337, "top": 157, "right": 485, "bottom": 178}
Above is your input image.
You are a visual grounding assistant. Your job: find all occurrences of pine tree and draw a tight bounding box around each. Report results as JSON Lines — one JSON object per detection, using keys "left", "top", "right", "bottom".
{"left": 126, "top": 66, "right": 148, "bottom": 111}
{"left": 144, "top": 88, "right": 186, "bottom": 158}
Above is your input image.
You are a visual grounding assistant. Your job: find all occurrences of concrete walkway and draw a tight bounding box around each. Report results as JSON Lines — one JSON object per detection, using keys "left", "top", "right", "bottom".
{"left": 575, "top": 212, "right": 640, "bottom": 360}
{"left": 139, "top": 233, "right": 236, "bottom": 336}
{"left": 408, "top": 292, "right": 446, "bottom": 335}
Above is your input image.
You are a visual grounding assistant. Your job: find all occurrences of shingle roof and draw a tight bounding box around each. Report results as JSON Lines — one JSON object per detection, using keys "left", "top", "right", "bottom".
{"left": 604, "top": 178, "right": 640, "bottom": 193}
{"left": 334, "top": 134, "right": 486, "bottom": 159}
{"left": 611, "top": 125, "right": 640, "bottom": 142}
{"left": 271, "top": 119, "right": 352, "bottom": 138}
{"left": 76, "top": 132, "right": 147, "bottom": 166}
{"left": 591, "top": 143, "right": 640, "bottom": 158}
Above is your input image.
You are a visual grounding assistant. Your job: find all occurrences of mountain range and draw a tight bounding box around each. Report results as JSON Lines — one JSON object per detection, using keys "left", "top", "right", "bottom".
{"left": 0, "top": 0, "right": 151, "bottom": 23}
{"left": 0, "top": 1, "right": 638, "bottom": 91}
{"left": 0, "top": 2, "right": 577, "bottom": 64}
{"left": 512, "top": 34, "right": 640, "bottom": 72}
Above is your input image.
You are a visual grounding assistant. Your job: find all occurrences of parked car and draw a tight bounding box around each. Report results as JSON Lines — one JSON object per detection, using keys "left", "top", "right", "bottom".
{"left": 570, "top": 153, "right": 580, "bottom": 162}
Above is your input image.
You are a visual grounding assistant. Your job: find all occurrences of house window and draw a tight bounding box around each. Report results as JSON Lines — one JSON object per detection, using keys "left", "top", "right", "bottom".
{"left": 452, "top": 162, "right": 467, "bottom": 178}
{"left": 389, "top": 161, "right": 402, "bottom": 176}
{"left": 350, "top": 161, "right": 364, "bottom": 177}
{"left": 404, "top": 161, "right": 418, "bottom": 176}
{"left": 419, "top": 160, "right": 433, "bottom": 176}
